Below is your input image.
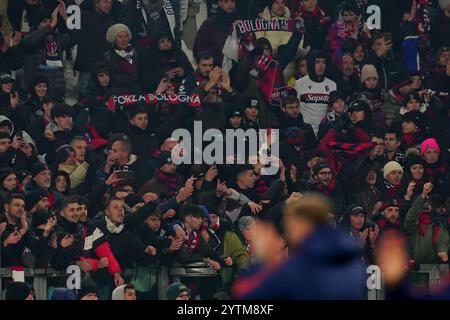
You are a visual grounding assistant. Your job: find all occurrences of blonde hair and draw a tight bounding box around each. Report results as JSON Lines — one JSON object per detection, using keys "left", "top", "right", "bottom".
{"left": 285, "top": 193, "right": 332, "bottom": 225}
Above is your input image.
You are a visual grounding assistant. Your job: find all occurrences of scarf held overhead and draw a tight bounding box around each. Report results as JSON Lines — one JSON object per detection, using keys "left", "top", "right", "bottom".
{"left": 222, "top": 19, "right": 304, "bottom": 72}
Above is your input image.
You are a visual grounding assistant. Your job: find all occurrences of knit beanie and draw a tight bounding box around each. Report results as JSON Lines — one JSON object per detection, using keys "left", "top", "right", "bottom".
{"left": 403, "top": 91, "right": 421, "bottom": 107}
{"left": 312, "top": 161, "right": 332, "bottom": 176}
{"left": 31, "top": 163, "right": 49, "bottom": 178}
{"left": 383, "top": 161, "right": 403, "bottom": 179}
{"left": 106, "top": 23, "right": 132, "bottom": 44}
{"left": 420, "top": 138, "right": 441, "bottom": 156}
{"left": 32, "top": 75, "right": 49, "bottom": 88}
{"left": 25, "top": 189, "right": 48, "bottom": 212}
{"left": 401, "top": 110, "right": 423, "bottom": 129}
{"left": 77, "top": 282, "right": 99, "bottom": 300}
{"left": 404, "top": 154, "right": 425, "bottom": 171}
{"left": 166, "top": 282, "right": 189, "bottom": 300}
{"left": 360, "top": 64, "right": 379, "bottom": 83}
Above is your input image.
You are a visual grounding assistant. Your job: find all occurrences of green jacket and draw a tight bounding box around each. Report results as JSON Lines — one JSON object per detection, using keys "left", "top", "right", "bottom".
{"left": 221, "top": 231, "right": 251, "bottom": 291}
{"left": 404, "top": 196, "right": 449, "bottom": 264}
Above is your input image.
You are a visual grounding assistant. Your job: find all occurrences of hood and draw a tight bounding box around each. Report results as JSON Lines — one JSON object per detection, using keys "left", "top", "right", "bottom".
{"left": 45, "top": 121, "right": 67, "bottom": 133}
{"left": 0, "top": 115, "right": 14, "bottom": 136}
{"left": 22, "top": 130, "right": 37, "bottom": 149}
{"left": 307, "top": 50, "right": 328, "bottom": 83}
{"left": 111, "top": 284, "right": 126, "bottom": 300}
{"left": 399, "top": 103, "right": 427, "bottom": 115}
{"left": 260, "top": 6, "right": 291, "bottom": 19}
{"left": 299, "top": 225, "right": 363, "bottom": 264}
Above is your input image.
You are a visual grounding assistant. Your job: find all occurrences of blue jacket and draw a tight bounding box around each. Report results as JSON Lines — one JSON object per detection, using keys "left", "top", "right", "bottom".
{"left": 233, "top": 225, "right": 366, "bottom": 300}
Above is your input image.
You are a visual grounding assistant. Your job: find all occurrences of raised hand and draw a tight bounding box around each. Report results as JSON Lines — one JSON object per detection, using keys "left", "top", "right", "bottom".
{"left": 60, "top": 234, "right": 74, "bottom": 248}
{"left": 205, "top": 165, "right": 219, "bottom": 182}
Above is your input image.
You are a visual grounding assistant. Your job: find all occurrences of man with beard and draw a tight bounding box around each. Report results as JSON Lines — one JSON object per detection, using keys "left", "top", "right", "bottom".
{"left": 25, "top": 163, "right": 59, "bottom": 209}
{"left": 172, "top": 204, "right": 225, "bottom": 267}
{"left": 375, "top": 198, "right": 402, "bottom": 235}
{"left": 278, "top": 95, "right": 317, "bottom": 164}
{"left": 51, "top": 196, "right": 87, "bottom": 271}
{"left": 336, "top": 53, "right": 359, "bottom": 101}
{"left": 1, "top": 193, "right": 29, "bottom": 268}
{"left": 295, "top": 161, "right": 346, "bottom": 216}
{"left": 404, "top": 182, "right": 449, "bottom": 264}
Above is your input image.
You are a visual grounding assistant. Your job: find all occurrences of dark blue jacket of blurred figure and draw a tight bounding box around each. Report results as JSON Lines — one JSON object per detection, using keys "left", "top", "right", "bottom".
{"left": 232, "top": 225, "right": 366, "bottom": 300}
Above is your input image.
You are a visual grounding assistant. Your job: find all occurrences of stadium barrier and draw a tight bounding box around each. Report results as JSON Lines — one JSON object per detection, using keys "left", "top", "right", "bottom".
{"left": 0, "top": 263, "right": 217, "bottom": 300}
{"left": 1, "top": 264, "right": 447, "bottom": 300}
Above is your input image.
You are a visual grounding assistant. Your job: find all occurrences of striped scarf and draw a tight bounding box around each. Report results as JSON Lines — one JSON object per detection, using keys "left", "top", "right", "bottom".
{"left": 186, "top": 230, "right": 200, "bottom": 251}
{"left": 254, "top": 177, "right": 269, "bottom": 196}
{"left": 419, "top": 211, "right": 440, "bottom": 244}
{"left": 329, "top": 141, "right": 374, "bottom": 163}
{"left": 155, "top": 169, "right": 179, "bottom": 197}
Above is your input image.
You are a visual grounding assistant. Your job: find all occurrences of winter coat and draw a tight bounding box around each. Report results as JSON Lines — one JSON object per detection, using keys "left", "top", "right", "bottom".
{"left": 51, "top": 218, "right": 84, "bottom": 270}
{"left": 20, "top": 26, "right": 75, "bottom": 96}
{"left": 431, "top": 10, "right": 450, "bottom": 49}
{"left": 103, "top": 46, "right": 141, "bottom": 95}
{"left": 404, "top": 196, "right": 449, "bottom": 264}
{"left": 0, "top": 218, "right": 28, "bottom": 267}
{"left": 70, "top": 10, "right": 116, "bottom": 72}
{"left": 21, "top": 94, "right": 44, "bottom": 127}
{"left": 233, "top": 225, "right": 366, "bottom": 299}
{"left": 139, "top": 46, "right": 194, "bottom": 93}
{"left": 138, "top": 171, "right": 184, "bottom": 200}
{"left": 0, "top": 46, "right": 24, "bottom": 74}
{"left": 193, "top": 7, "right": 239, "bottom": 65}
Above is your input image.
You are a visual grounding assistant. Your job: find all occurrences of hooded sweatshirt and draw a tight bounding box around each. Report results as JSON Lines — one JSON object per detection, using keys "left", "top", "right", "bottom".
{"left": 294, "top": 51, "right": 337, "bottom": 136}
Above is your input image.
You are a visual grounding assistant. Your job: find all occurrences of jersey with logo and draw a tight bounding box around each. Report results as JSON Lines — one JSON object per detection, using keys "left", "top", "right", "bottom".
{"left": 294, "top": 75, "right": 336, "bottom": 136}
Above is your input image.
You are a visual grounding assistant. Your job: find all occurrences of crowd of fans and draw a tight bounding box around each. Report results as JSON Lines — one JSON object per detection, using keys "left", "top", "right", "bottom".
{"left": 0, "top": 0, "right": 450, "bottom": 300}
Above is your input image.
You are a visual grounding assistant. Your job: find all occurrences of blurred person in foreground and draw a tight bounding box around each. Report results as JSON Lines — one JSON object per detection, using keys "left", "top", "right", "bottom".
{"left": 377, "top": 231, "right": 450, "bottom": 300}
{"left": 232, "top": 192, "right": 366, "bottom": 299}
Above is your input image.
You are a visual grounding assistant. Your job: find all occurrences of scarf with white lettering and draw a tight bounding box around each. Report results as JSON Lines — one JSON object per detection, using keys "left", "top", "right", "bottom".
{"left": 222, "top": 19, "right": 304, "bottom": 71}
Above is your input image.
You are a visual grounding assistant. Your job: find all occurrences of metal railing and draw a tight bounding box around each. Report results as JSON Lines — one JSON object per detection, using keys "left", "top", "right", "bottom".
{"left": 0, "top": 263, "right": 218, "bottom": 300}
{"left": 2, "top": 264, "right": 447, "bottom": 300}
{"left": 367, "top": 264, "right": 450, "bottom": 300}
